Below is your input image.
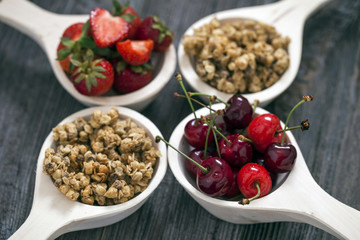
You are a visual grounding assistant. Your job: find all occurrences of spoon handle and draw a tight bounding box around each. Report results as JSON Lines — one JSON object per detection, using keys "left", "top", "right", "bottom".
{"left": 296, "top": 179, "right": 360, "bottom": 239}
{"left": 0, "top": 0, "right": 87, "bottom": 50}
{"left": 269, "top": 0, "right": 330, "bottom": 24}
{"left": 0, "top": 0, "right": 57, "bottom": 45}
{"left": 8, "top": 207, "right": 69, "bottom": 240}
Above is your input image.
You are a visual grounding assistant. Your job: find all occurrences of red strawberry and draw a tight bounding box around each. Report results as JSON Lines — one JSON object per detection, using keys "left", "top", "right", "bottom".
{"left": 112, "top": 1, "right": 141, "bottom": 39}
{"left": 121, "top": 7, "right": 141, "bottom": 39}
{"left": 113, "top": 60, "right": 153, "bottom": 93}
{"left": 90, "top": 8, "right": 129, "bottom": 48}
{"left": 56, "top": 22, "right": 84, "bottom": 72}
{"left": 136, "top": 16, "right": 173, "bottom": 52}
{"left": 116, "top": 39, "right": 154, "bottom": 66}
{"left": 71, "top": 50, "right": 114, "bottom": 96}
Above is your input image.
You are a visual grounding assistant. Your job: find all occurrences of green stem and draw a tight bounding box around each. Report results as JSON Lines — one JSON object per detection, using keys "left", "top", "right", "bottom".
{"left": 248, "top": 182, "right": 261, "bottom": 202}
{"left": 190, "top": 92, "right": 229, "bottom": 107}
{"left": 174, "top": 93, "right": 217, "bottom": 112}
{"left": 176, "top": 73, "right": 198, "bottom": 124}
{"left": 281, "top": 96, "right": 313, "bottom": 145}
{"left": 253, "top": 99, "right": 259, "bottom": 112}
{"left": 276, "top": 125, "right": 303, "bottom": 134}
{"left": 155, "top": 136, "right": 208, "bottom": 173}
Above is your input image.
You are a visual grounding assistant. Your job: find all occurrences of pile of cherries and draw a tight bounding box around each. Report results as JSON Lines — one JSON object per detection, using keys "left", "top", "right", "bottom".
{"left": 157, "top": 73, "right": 312, "bottom": 204}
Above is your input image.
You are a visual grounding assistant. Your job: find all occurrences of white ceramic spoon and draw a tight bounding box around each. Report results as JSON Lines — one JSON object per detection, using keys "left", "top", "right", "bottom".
{"left": 168, "top": 103, "right": 360, "bottom": 240}
{"left": 0, "top": 0, "right": 176, "bottom": 110}
{"left": 178, "top": 0, "right": 329, "bottom": 106}
{"left": 8, "top": 106, "right": 167, "bottom": 239}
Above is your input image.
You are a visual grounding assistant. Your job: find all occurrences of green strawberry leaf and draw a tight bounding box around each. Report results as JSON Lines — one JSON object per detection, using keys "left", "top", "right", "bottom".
{"left": 70, "top": 59, "right": 83, "bottom": 67}
{"left": 88, "top": 75, "right": 98, "bottom": 87}
{"left": 57, "top": 48, "right": 72, "bottom": 61}
{"left": 78, "top": 36, "right": 97, "bottom": 49}
{"left": 121, "top": 13, "right": 137, "bottom": 22}
{"left": 158, "top": 32, "right": 165, "bottom": 44}
{"left": 131, "top": 65, "right": 143, "bottom": 73}
{"left": 93, "top": 65, "right": 106, "bottom": 72}
{"left": 92, "top": 71, "right": 106, "bottom": 79}
{"left": 80, "top": 20, "right": 90, "bottom": 39}
{"left": 61, "top": 37, "right": 76, "bottom": 48}
{"left": 143, "top": 62, "right": 154, "bottom": 71}
{"left": 74, "top": 73, "right": 86, "bottom": 84}
{"left": 116, "top": 61, "right": 127, "bottom": 73}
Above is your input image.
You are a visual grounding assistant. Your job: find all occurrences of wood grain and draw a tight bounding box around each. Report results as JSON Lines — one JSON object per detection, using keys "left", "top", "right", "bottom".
{"left": 0, "top": 0, "right": 359, "bottom": 239}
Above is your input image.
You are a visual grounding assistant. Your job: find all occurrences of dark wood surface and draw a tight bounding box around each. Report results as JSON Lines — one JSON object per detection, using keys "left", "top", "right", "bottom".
{"left": 1, "top": 0, "right": 359, "bottom": 239}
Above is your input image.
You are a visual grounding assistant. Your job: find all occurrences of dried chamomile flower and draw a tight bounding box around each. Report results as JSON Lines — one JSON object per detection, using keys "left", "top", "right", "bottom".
{"left": 43, "top": 108, "right": 161, "bottom": 206}
{"left": 182, "top": 17, "right": 290, "bottom": 94}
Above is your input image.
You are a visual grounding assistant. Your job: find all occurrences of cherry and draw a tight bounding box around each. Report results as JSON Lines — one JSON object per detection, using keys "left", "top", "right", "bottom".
{"left": 264, "top": 143, "right": 297, "bottom": 173}
{"left": 156, "top": 136, "right": 232, "bottom": 197}
{"left": 247, "top": 113, "right": 285, "bottom": 153}
{"left": 184, "top": 119, "right": 214, "bottom": 148}
{"left": 223, "top": 95, "right": 253, "bottom": 129}
{"left": 197, "top": 157, "right": 233, "bottom": 197}
{"left": 214, "top": 114, "right": 234, "bottom": 136}
{"left": 224, "top": 168, "right": 240, "bottom": 198}
{"left": 218, "top": 133, "right": 253, "bottom": 168}
{"left": 237, "top": 163, "right": 272, "bottom": 202}
{"left": 263, "top": 96, "right": 313, "bottom": 173}
{"left": 186, "top": 148, "right": 214, "bottom": 176}
{"left": 252, "top": 152, "right": 277, "bottom": 184}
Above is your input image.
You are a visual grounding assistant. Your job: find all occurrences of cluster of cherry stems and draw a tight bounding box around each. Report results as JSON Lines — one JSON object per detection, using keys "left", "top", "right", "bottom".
{"left": 156, "top": 73, "right": 312, "bottom": 205}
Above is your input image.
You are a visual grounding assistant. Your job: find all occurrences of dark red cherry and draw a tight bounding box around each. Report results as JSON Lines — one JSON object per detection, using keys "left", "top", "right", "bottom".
{"left": 237, "top": 163, "right": 272, "bottom": 199}
{"left": 184, "top": 119, "right": 214, "bottom": 148}
{"left": 196, "top": 157, "right": 233, "bottom": 197}
{"left": 219, "top": 133, "right": 253, "bottom": 168}
{"left": 252, "top": 152, "right": 277, "bottom": 184}
{"left": 186, "top": 149, "right": 214, "bottom": 176}
{"left": 223, "top": 95, "right": 253, "bottom": 129}
{"left": 264, "top": 143, "right": 297, "bottom": 173}
{"left": 224, "top": 168, "right": 240, "bottom": 198}
{"left": 214, "top": 114, "right": 234, "bottom": 136}
{"left": 247, "top": 113, "right": 285, "bottom": 153}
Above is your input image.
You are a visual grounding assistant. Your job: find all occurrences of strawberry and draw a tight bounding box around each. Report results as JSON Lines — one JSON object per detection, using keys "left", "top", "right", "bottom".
{"left": 71, "top": 50, "right": 114, "bottom": 96}
{"left": 56, "top": 22, "right": 84, "bottom": 72}
{"left": 90, "top": 8, "right": 129, "bottom": 48}
{"left": 112, "top": 1, "right": 141, "bottom": 39}
{"left": 136, "top": 16, "right": 173, "bottom": 52}
{"left": 113, "top": 60, "right": 153, "bottom": 93}
{"left": 116, "top": 39, "right": 154, "bottom": 66}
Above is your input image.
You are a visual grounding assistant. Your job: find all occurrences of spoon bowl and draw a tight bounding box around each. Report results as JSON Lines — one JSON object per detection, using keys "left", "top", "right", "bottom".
{"left": 178, "top": 0, "right": 328, "bottom": 106}
{"left": 168, "top": 103, "right": 360, "bottom": 240}
{"left": 0, "top": 0, "right": 176, "bottom": 111}
{"left": 8, "top": 106, "right": 168, "bottom": 239}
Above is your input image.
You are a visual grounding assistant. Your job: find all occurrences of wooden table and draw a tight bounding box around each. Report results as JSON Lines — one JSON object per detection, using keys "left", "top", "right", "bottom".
{"left": 1, "top": 0, "right": 359, "bottom": 239}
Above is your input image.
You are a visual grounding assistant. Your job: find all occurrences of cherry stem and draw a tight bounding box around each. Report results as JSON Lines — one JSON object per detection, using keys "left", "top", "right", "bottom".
{"left": 174, "top": 93, "right": 217, "bottom": 112}
{"left": 188, "top": 92, "right": 229, "bottom": 107}
{"left": 253, "top": 99, "right": 259, "bottom": 112}
{"left": 281, "top": 95, "right": 313, "bottom": 145}
{"left": 238, "top": 182, "right": 261, "bottom": 205}
{"left": 155, "top": 136, "right": 209, "bottom": 174}
{"left": 208, "top": 100, "right": 222, "bottom": 158}
{"left": 214, "top": 128, "right": 231, "bottom": 145}
{"left": 238, "top": 135, "right": 253, "bottom": 144}
{"left": 275, "top": 121, "right": 309, "bottom": 134}
{"left": 176, "top": 73, "right": 198, "bottom": 124}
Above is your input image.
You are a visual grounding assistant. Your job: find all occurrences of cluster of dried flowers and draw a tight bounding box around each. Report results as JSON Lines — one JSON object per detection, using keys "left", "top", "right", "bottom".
{"left": 182, "top": 18, "right": 290, "bottom": 93}
{"left": 43, "top": 108, "right": 161, "bottom": 206}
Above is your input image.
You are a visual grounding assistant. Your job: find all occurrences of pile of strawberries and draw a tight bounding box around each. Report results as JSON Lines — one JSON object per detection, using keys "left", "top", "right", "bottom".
{"left": 56, "top": 1, "right": 173, "bottom": 96}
